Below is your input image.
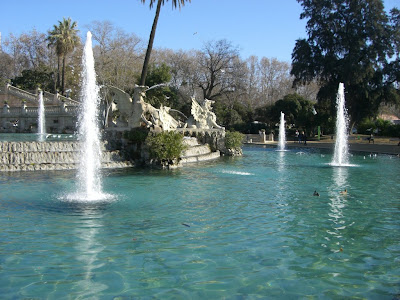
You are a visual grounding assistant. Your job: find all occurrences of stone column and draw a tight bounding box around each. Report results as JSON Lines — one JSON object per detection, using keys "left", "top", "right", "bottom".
{"left": 21, "top": 102, "right": 27, "bottom": 114}
{"left": 4, "top": 83, "right": 10, "bottom": 103}
{"left": 3, "top": 103, "right": 9, "bottom": 114}
{"left": 261, "top": 131, "right": 266, "bottom": 143}
{"left": 268, "top": 133, "right": 274, "bottom": 142}
{"left": 60, "top": 101, "right": 67, "bottom": 113}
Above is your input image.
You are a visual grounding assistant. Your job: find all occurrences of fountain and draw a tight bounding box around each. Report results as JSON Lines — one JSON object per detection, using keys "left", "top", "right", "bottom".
{"left": 37, "top": 90, "right": 46, "bottom": 141}
{"left": 277, "top": 111, "right": 286, "bottom": 151}
{"left": 72, "top": 31, "right": 105, "bottom": 201}
{"left": 2, "top": 147, "right": 398, "bottom": 298}
{"left": 331, "top": 83, "right": 350, "bottom": 166}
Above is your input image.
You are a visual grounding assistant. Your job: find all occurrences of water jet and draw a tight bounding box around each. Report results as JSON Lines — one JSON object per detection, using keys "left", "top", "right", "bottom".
{"left": 71, "top": 31, "right": 106, "bottom": 201}
{"left": 37, "top": 90, "right": 46, "bottom": 142}
{"left": 331, "top": 83, "right": 352, "bottom": 166}
{"left": 277, "top": 111, "right": 286, "bottom": 151}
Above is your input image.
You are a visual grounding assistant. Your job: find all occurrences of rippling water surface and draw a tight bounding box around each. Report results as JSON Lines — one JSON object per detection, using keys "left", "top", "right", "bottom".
{"left": 0, "top": 146, "right": 399, "bottom": 299}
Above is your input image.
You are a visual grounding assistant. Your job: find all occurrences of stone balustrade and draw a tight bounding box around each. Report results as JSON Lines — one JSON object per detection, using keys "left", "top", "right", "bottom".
{"left": 0, "top": 84, "right": 80, "bottom": 133}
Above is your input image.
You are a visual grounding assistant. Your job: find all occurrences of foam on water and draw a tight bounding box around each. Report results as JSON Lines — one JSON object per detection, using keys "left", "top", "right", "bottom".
{"left": 221, "top": 170, "right": 254, "bottom": 176}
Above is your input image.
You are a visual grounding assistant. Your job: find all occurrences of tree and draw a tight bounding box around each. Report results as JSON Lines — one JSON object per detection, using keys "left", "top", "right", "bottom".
{"left": 143, "top": 63, "right": 179, "bottom": 109}
{"left": 0, "top": 51, "right": 13, "bottom": 86}
{"left": 271, "top": 94, "right": 302, "bottom": 126}
{"left": 259, "top": 57, "right": 293, "bottom": 106}
{"left": 1, "top": 30, "right": 51, "bottom": 82}
{"left": 291, "top": 0, "right": 400, "bottom": 129}
{"left": 139, "top": 0, "right": 191, "bottom": 86}
{"left": 87, "top": 20, "right": 143, "bottom": 91}
{"left": 12, "top": 68, "right": 54, "bottom": 91}
{"left": 47, "top": 17, "right": 80, "bottom": 94}
{"left": 194, "top": 39, "right": 243, "bottom": 100}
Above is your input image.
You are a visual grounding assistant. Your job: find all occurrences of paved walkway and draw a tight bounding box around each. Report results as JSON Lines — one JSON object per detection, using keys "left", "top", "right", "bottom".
{"left": 245, "top": 135, "right": 400, "bottom": 156}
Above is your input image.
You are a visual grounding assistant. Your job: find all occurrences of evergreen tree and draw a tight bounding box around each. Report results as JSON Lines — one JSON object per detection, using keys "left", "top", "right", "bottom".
{"left": 47, "top": 17, "right": 80, "bottom": 94}
{"left": 291, "top": 0, "right": 400, "bottom": 128}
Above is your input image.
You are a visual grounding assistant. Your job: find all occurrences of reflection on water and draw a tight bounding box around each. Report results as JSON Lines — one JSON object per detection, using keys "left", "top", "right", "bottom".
{"left": 73, "top": 206, "right": 107, "bottom": 297}
{"left": 277, "top": 151, "right": 285, "bottom": 173}
{"left": 0, "top": 133, "right": 77, "bottom": 142}
{"left": 326, "top": 166, "right": 350, "bottom": 252}
{"left": 332, "top": 166, "right": 348, "bottom": 189}
{"left": 275, "top": 151, "right": 287, "bottom": 194}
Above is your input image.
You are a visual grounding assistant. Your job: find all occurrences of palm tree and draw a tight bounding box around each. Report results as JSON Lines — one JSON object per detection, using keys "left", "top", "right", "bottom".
{"left": 139, "top": 0, "right": 190, "bottom": 86}
{"left": 47, "top": 17, "right": 79, "bottom": 94}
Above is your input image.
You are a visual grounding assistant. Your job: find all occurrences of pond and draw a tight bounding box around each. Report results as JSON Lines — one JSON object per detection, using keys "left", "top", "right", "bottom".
{"left": 0, "top": 145, "right": 399, "bottom": 298}
{"left": 0, "top": 133, "right": 77, "bottom": 142}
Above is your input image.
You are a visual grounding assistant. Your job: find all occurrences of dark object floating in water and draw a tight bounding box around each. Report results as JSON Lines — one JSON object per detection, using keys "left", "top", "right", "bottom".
{"left": 182, "top": 223, "right": 190, "bottom": 227}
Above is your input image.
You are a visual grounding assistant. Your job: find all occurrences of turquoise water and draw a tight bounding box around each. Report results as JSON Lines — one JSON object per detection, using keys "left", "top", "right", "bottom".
{"left": 0, "top": 133, "right": 77, "bottom": 142}
{"left": 0, "top": 146, "right": 399, "bottom": 299}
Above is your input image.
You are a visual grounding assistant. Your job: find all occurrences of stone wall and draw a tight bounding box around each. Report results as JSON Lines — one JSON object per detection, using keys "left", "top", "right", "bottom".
{"left": 104, "top": 128, "right": 228, "bottom": 163}
{"left": 176, "top": 128, "right": 226, "bottom": 152}
{"left": 0, "top": 141, "right": 133, "bottom": 171}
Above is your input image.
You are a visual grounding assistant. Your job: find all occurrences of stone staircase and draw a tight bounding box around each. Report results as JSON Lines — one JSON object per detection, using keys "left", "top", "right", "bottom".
{"left": 1, "top": 84, "right": 79, "bottom": 106}
{"left": 0, "top": 141, "right": 133, "bottom": 171}
{"left": 179, "top": 137, "right": 220, "bottom": 165}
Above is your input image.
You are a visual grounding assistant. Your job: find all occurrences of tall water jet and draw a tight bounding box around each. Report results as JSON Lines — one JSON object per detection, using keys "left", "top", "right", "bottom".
{"left": 277, "top": 111, "right": 286, "bottom": 151}
{"left": 331, "top": 83, "right": 349, "bottom": 166}
{"left": 37, "top": 90, "right": 46, "bottom": 141}
{"left": 75, "top": 31, "right": 104, "bottom": 200}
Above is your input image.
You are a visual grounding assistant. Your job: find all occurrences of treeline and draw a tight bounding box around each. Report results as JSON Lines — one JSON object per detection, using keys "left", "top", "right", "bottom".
{"left": 1, "top": 0, "right": 400, "bottom": 137}
{"left": 0, "top": 20, "right": 319, "bottom": 134}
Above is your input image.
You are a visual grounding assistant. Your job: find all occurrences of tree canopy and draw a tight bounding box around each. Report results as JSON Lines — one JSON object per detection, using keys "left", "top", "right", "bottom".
{"left": 47, "top": 17, "right": 80, "bottom": 94}
{"left": 291, "top": 0, "right": 400, "bottom": 127}
{"left": 139, "top": 0, "right": 191, "bottom": 86}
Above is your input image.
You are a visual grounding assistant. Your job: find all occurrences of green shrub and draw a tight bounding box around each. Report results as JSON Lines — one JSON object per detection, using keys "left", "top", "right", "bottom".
{"left": 145, "top": 131, "right": 187, "bottom": 161}
{"left": 225, "top": 131, "right": 244, "bottom": 149}
{"left": 357, "top": 119, "right": 375, "bottom": 134}
{"left": 123, "top": 127, "right": 149, "bottom": 144}
{"left": 357, "top": 118, "right": 400, "bottom": 137}
{"left": 384, "top": 123, "right": 400, "bottom": 137}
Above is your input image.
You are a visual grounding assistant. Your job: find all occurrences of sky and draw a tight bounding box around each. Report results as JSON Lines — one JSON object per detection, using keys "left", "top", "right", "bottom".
{"left": 0, "top": 0, "right": 399, "bottom": 62}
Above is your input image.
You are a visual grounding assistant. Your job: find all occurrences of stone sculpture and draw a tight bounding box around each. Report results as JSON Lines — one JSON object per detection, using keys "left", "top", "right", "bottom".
{"left": 106, "top": 86, "right": 223, "bottom": 132}
{"left": 190, "top": 97, "right": 224, "bottom": 130}
{"left": 132, "top": 85, "right": 179, "bottom": 131}
{"left": 106, "top": 85, "right": 132, "bottom": 127}
{"left": 106, "top": 85, "right": 180, "bottom": 131}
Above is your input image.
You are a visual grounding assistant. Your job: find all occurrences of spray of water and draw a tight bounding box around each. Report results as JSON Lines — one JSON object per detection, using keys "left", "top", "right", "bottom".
{"left": 38, "top": 90, "right": 46, "bottom": 142}
{"left": 145, "top": 83, "right": 168, "bottom": 92}
{"left": 74, "top": 32, "right": 105, "bottom": 201}
{"left": 331, "top": 83, "right": 350, "bottom": 166}
{"left": 277, "top": 111, "right": 286, "bottom": 151}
